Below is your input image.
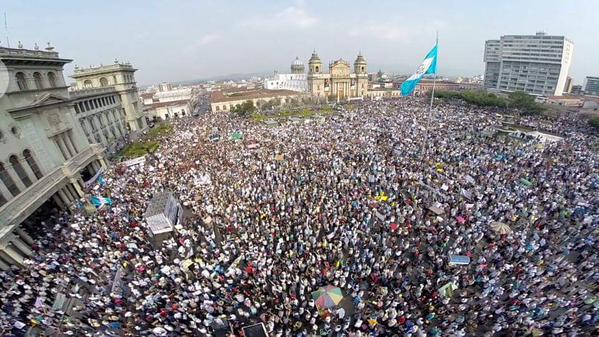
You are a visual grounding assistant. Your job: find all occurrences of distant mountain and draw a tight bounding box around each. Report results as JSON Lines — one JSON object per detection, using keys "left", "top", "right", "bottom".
{"left": 173, "top": 72, "right": 272, "bottom": 85}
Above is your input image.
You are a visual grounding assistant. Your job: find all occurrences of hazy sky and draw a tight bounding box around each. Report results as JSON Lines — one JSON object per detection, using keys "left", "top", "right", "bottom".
{"left": 3, "top": 0, "right": 598, "bottom": 85}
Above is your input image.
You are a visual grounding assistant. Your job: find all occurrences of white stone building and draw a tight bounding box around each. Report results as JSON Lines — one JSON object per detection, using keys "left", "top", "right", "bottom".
{"left": 69, "top": 87, "right": 129, "bottom": 154}
{"left": 484, "top": 32, "right": 574, "bottom": 96}
{"left": 263, "top": 57, "right": 308, "bottom": 92}
{"left": 71, "top": 62, "right": 148, "bottom": 131}
{"left": 0, "top": 46, "right": 106, "bottom": 269}
{"left": 142, "top": 84, "right": 194, "bottom": 120}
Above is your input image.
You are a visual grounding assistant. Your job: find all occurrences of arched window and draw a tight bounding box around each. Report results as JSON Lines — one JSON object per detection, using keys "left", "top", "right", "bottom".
{"left": 33, "top": 72, "right": 44, "bottom": 89}
{"left": 10, "top": 155, "right": 32, "bottom": 187}
{"left": 23, "top": 150, "right": 43, "bottom": 179}
{"left": 0, "top": 162, "right": 20, "bottom": 196}
{"left": 99, "top": 77, "right": 108, "bottom": 86}
{"left": 83, "top": 80, "right": 93, "bottom": 88}
{"left": 48, "top": 72, "right": 57, "bottom": 87}
{"left": 16, "top": 72, "right": 28, "bottom": 90}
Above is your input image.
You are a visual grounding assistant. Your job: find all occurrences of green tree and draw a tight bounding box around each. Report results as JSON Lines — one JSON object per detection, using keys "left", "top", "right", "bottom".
{"left": 232, "top": 100, "right": 256, "bottom": 117}
{"left": 508, "top": 91, "right": 546, "bottom": 115}
{"left": 589, "top": 117, "right": 599, "bottom": 130}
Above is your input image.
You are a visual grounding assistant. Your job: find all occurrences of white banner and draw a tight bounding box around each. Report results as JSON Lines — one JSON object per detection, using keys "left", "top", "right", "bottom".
{"left": 123, "top": 156, "right": 146, "bottom": 167}
{"left": 84, "top": 167, "right": 104, "bottom": 189}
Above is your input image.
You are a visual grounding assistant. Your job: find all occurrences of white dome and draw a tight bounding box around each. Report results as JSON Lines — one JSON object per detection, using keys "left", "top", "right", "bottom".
{"left": 292, "top": 57, "right": 304, "bottom": 66}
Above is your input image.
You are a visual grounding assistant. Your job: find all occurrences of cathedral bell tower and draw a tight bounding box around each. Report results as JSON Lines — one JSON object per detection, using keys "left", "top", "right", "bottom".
{"left": 354, "top": 53, "right": 368, "bottom": 97}
{"left": 307, "top": 51, "right": 325, "bottom": 98}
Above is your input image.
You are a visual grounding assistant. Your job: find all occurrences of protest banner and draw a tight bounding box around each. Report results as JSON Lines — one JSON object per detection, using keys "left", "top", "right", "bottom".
{"left": 449, "top": 255, "right": 471, "bottom": 265}
{"left": 84, "top": 168, "right": 104, "bottom": 188}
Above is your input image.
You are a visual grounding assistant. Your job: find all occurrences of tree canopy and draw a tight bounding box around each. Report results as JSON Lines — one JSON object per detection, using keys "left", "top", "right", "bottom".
{"left": 435, "top": 90, "right": 546, "bottom": 115}
{"left": 231, "top": 100, "right": 256, "bottom": 116}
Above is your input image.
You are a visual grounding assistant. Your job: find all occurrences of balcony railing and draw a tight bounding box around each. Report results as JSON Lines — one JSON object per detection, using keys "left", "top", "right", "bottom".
{"left": 69, "top": 86, "right": 117, "bottom": 97}
{"left": 0, "top": 46, "right": 60, "bottom": 59}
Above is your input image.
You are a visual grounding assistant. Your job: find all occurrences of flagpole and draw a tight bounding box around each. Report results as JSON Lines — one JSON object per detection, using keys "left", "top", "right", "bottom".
{"left": 422, "top": 31, "right": 438, "bottom": 159}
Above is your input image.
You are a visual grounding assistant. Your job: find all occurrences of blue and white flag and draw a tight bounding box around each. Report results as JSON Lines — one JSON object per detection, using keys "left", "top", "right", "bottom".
{"left": 401, "top": 44, "right": 438, "bottom": 96}
{"left": 98, "top": 174, "right": 107, "bottom": 187}
{"left": 90, "top": 196, "right": 113, "bottom": 208}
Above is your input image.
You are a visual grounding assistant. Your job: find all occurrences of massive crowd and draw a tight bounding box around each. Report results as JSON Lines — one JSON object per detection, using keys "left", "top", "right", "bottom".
{"left": 1, "top": 98, "right": 598, "bottom": 336}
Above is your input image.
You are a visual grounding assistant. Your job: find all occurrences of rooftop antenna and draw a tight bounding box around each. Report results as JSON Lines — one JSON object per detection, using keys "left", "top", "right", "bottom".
{"left": 4, "top": 12, "right": 10, "bottom": 48}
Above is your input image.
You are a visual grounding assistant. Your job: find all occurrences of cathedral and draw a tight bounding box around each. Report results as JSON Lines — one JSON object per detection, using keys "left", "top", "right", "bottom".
{"left": 307, "top": 51, "right": 369, "bottom": 101}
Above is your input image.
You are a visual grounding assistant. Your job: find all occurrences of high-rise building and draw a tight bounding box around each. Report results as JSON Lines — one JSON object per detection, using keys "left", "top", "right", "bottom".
{"left": 563, "top": 76, "right": 573, "bottom": 95}
{"left": 584, "top": 76, "right": 599, "bottom": 96}
{"left": 0, "top": 45, "right": 106, "bottom": 268}
{"left": 483, "top": 32, "right": 574, "bottom": 96}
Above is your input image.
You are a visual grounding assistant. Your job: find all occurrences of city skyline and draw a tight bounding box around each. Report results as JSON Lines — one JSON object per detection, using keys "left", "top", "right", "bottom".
{"left": 2, "top": 0, "right": 598, "bottom": 85}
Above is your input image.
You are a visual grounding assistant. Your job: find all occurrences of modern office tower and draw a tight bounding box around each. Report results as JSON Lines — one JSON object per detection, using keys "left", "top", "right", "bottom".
{"left": 484, "top": 32, "right": 573, "bottom": 96}
{"left": 584, "top": 76, "right": 599, "bottom": 96}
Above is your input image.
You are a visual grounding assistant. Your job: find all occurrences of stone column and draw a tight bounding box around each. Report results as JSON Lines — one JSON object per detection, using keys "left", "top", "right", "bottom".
{"left": 98, "top": 158, "right": 108, "bottom": 170}
{"left": 0, "top": 181, "right": 12, "bottom": 201}
{"left": 0, "top": 246, "right": 24, "bottom": 267}
{"left": 11, "top": 237, "right": 33, "bottom": 257}
{"left": 69, "top": 179, "right": 84, "bottom": 198}
{"left": 7, "top": 165, "right": 26, "bottom": 191}
{"left": 19, "top": 154, "right": 38, "bottom": 183}
{"left": 62, "top": 133, "right": 77, "bottom": 158}
{"left": 67, "top": 132, "right": 79, "bottom": 153}
{"left": 58, "top": 188, "right": 72, "bottom": 205}
{"left": 66, "top": 184, "right": 79, "bottom": 201}
{"left": 52, "top": 194, "right": 66, "bottom": 210}
{"left": 91, "top": 161, "right": 101, "bottom": 172}
{"left": 55, "top": 135, "right": 70, "bottom": 159}
{"left": 0, "top": 256, "right": 10, "bottom": 271}
{"left": 96, "top": 116, "right": 108, "bottom": 144}
{"left": 15, "top": 227, "right": 35, "bottom": 246}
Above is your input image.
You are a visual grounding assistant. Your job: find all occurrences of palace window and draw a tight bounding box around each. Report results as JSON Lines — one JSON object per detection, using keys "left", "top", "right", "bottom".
{"left": 16, "top": 72, "right": 28, "bottom": 90}
{"left": 33, "top": 72, "right": 44, "bottom": 89}
{"left": 23, "top": 150, "right": 43, "bottom": 179}
{"left": 9, "top": 155, "right": 32, "bottom": 187}
{"left": 99, "top": 77, "right": 109, "bottom": 87}
{"left": 48, "top": 72, "right": 57, "bottom": 87}
{"left": 0, "top": 162, "right": 20, "bottom": 196}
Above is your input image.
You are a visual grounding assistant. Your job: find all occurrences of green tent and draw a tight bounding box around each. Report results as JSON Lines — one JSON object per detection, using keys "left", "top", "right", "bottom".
{"left": 519, "top": 178, "right": 533, "bottom": 188}
{"left": 231, "top": 131, "right": 243, "bottom": 141}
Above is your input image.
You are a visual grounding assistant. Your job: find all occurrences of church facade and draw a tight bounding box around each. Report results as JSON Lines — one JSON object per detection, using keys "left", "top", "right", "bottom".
{"left": 307, "top": 51, "right": 369, "bottom": 101}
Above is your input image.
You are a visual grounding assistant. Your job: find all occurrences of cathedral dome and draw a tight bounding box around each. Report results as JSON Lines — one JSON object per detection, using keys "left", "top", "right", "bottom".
{"left": 291, "top": 57, "right": 305, "bottom": 74}
{"left": 292, "top": 57, "right": 304, "bottom": 67}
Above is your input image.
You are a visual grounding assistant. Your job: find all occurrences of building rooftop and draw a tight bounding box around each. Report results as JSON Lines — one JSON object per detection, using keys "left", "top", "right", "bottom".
{"left": 0, "top": 46, "right": 71, "bottom": 64}
{"left": 72, "top": 61, "right": 136, "bottom": 77}
{"left": 146, "top": 99, "right": 190, "bottom": 109}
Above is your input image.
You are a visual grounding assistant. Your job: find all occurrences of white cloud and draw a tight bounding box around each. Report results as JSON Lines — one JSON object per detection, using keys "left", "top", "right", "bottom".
{"left": 197, "top": 33, "right": 220, "bottom": 46}
{"left": 349, "top": 24, "right": 413, "bottom": 42}
{"left": 243, "top": 6, "right": 319, "bottom": 31}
